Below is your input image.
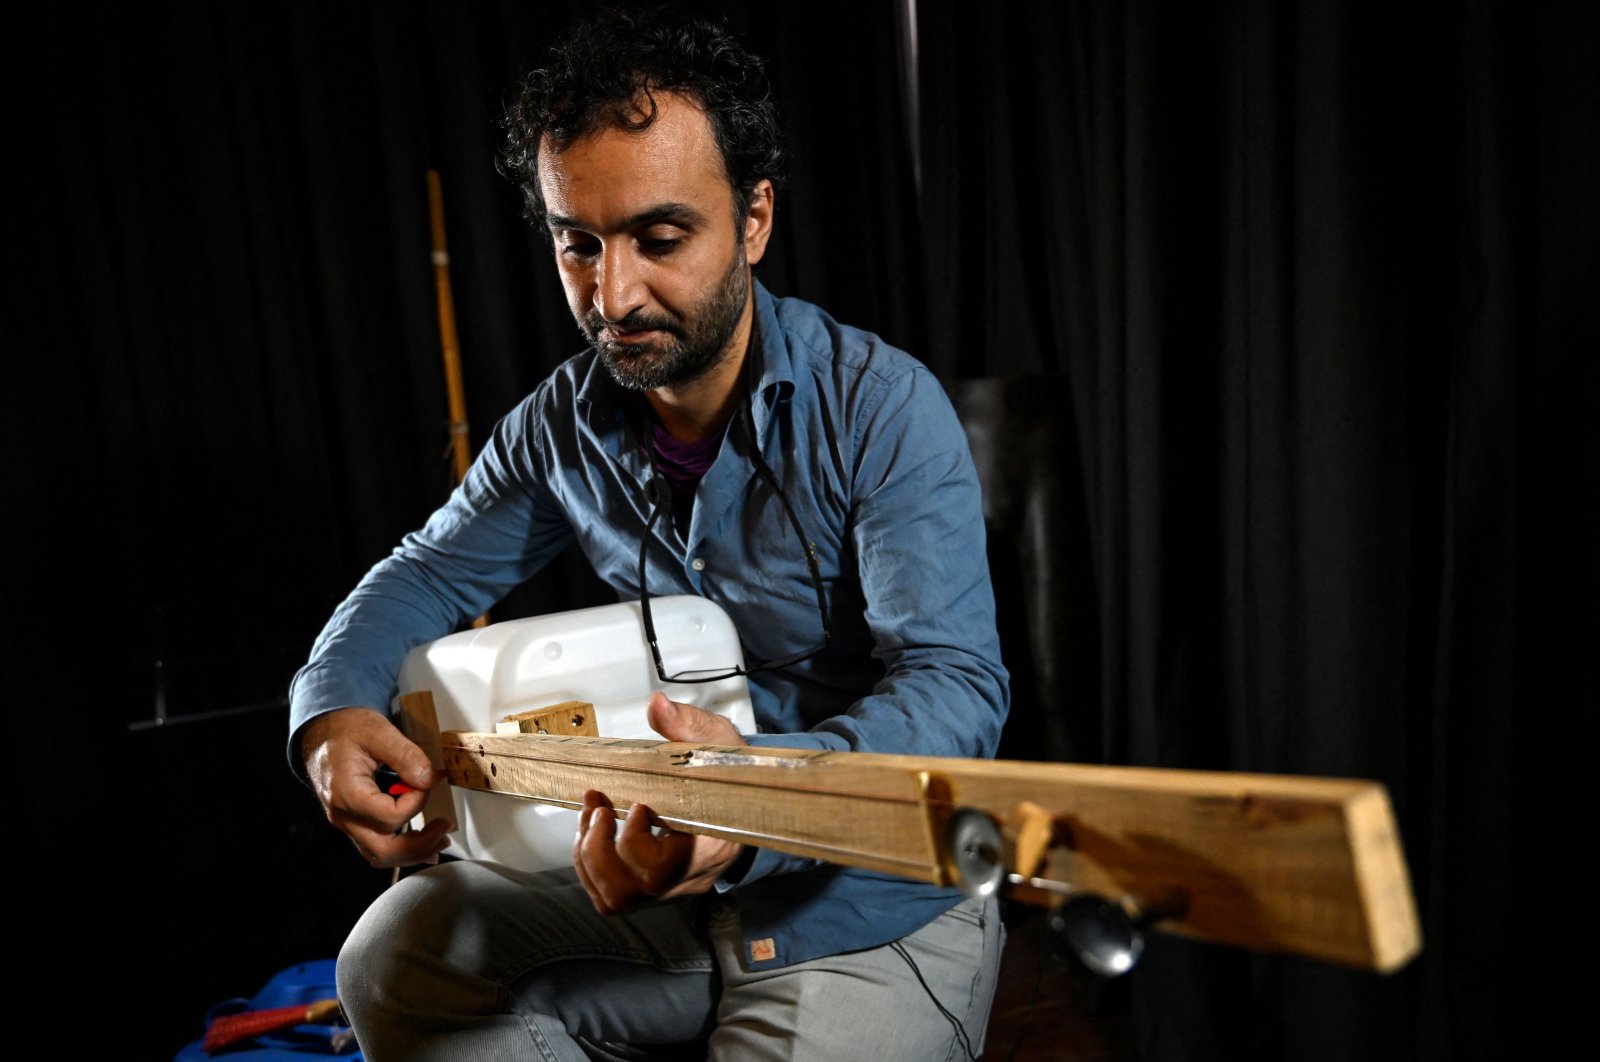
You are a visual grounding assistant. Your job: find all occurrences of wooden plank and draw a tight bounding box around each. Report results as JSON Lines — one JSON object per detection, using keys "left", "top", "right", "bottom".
{"left": 440, "top": 733, "right": 938, "bottom": 880}
{"left": 396, "top": 690, "right": 456, "bottom": 830}
{"left": 929, "top": 756, "right": 1420, "bottom": 973}
{"left": 437, "top": 731, "right": 1420, "bottom": 973}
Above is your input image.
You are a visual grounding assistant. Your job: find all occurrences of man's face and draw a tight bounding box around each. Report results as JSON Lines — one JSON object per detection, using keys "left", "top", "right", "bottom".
{"left": 538, "top": 91, "right": 772, "bottom": 392}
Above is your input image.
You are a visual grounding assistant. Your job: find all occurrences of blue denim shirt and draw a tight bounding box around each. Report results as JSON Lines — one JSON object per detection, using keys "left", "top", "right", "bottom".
{"left": 289, "top": 282, "right": 1010, "bottom": 968}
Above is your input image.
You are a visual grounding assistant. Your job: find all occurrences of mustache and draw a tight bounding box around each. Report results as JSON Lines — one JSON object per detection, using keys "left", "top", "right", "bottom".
{"left": 584, "top": 308, "right": 682, "bottom": 337}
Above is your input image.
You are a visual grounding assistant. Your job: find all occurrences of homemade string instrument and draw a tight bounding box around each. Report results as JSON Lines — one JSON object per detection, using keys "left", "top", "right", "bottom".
{"left": 394, "top": 598, "right": 1421, "bottom": 977}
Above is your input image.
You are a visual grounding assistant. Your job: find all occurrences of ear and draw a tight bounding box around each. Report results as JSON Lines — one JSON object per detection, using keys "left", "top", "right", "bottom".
{"left": 742, "top": 180, "right": 776, "bottom": 266}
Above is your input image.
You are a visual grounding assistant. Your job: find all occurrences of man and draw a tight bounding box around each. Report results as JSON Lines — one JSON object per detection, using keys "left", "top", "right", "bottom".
{"left": 290, "top": 8, "right": 1009, "bottom": 1060}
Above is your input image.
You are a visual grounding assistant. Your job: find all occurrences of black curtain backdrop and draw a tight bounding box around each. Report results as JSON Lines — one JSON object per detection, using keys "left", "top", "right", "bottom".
{"left": 8, "top": 2, "right": 1593, "bottom": 1059}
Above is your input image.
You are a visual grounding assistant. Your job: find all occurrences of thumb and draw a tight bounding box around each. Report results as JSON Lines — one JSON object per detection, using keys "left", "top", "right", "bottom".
{"left": 370, "top": 725, "right": 442, "bottom": 790}
{"left": 646, "top": 692, "right": 741, "bottom": 745}
{"left": 395, "top": 746, "right": 443, "bottom": 790}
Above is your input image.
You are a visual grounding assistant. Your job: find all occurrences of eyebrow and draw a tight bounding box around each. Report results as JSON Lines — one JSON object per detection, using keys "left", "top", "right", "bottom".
{"left": 546, "top": 202, "right": 709, "bottom": 233}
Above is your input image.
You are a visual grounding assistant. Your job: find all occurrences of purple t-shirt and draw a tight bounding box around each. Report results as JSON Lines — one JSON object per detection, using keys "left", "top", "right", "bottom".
{"left": 651, "top": 418, "right": 726, "bottom": 524}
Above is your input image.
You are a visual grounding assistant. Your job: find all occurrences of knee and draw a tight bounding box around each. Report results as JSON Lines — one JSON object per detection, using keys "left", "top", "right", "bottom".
{"left": 337, "top": 887, "right": 406, "bottom": 998}
{"left": 337, "top": 863, "right": 489, "bottom": 1016}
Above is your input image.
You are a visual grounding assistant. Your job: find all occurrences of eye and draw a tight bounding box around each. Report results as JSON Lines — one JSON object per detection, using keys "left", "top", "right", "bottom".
{"left": 558, "top": 236, "right": 600, "bottom": 261}
{"left": 639, "top": 236, "right": 681, "bottom": 257}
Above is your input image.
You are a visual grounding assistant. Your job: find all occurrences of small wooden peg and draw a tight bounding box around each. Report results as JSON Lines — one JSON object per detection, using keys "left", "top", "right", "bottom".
{"left": 1009, "top": 800, "right": 1060, "bottom": 879}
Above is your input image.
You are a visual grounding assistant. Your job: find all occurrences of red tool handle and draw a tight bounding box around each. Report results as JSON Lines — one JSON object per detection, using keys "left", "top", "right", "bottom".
{"left": 203, "top": 998, "right": 340, "bottom": 1053}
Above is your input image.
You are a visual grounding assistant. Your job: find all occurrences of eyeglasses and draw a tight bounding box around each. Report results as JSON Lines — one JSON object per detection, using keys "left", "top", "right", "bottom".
{"left": 636, "top": 410, "right": 830, "bottom": 685}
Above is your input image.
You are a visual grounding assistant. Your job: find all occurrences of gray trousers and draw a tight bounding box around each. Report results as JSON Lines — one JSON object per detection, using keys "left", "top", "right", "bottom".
{"left": 337, "top": 860, "right": 1005, "bottom": 1061}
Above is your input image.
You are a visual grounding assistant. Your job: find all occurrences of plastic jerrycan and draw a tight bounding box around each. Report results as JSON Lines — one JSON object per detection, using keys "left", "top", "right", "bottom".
{"left": 395, "top": 595, "right": 755, "bottom": 871}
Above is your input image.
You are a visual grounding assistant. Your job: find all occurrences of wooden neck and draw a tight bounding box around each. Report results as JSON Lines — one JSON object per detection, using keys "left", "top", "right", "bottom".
{"left": 399, "top": 692, "right": 1421, "bottom": 976}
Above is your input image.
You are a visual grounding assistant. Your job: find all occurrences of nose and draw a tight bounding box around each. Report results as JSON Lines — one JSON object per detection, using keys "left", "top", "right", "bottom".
{"left": 594, "top": 243, "right": 646, "bottom": 323}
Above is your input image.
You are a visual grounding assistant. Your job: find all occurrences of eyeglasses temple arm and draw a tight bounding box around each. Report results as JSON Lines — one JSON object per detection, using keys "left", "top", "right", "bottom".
{"left": 638, "top": 483, "right": 671, "bottom": 683}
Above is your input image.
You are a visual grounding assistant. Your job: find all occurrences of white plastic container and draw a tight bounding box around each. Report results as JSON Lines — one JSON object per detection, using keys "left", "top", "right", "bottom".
{"left": 394, "top": 595, "right": 755, "bottom": 872}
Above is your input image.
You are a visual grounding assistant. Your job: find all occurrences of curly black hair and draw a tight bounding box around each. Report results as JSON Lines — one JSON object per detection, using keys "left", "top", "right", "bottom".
{"left": 498, "top": 5, "right": 787, "bottom": 229}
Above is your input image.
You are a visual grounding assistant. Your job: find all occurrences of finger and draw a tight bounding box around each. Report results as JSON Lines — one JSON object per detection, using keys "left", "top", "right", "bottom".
{"left": 576, "top": 790, "right": 611, "bottom": 841}
{"left": 646, "top": 693, "right": 744, "bottom": 746}
{"left": 572, "top": 791, "right": 607, "bottom": 906}
{"left": 308, "top": 709, "right": 440, "bottom": 801}
{"left": 321, "top": 740, "right": 428, "bottom": 825}
{"left": 384, "top": 785, "right": 433, "bottom": 824}
{"left": 329, "top": 768, "right": 425, "bottom": 836}
{"left": 402, "top": 817, "right": 455, "bottom": 866}
{"left": 389, "top": 749, "right": 443, "bottom": 792}
{"left": 358, "top": 726, "right": 442, "bottom": 792}
{"left": 575, "top": 802, "right": 636, "bottom": 915}
{"left": 571, "top": 841, "right": 599, "bottom": 908}
{"left": 614, "top": 804, "right": 665, "bottom": 886}
{"left": 615, "top": 804, "right": 692, "bottom": 895}
{"left": 341, "top": 815, "right": 453, "bottom": 869}
{"left": 616, "top": 800, "right": 659, "bottom": 843}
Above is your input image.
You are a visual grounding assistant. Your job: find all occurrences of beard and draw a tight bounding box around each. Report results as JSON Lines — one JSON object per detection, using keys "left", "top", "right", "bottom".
{"left": 582, "top": 249, "right": 750, "bottom": 392}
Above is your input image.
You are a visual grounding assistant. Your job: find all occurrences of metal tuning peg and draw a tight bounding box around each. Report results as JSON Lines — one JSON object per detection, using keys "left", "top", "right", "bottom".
{"left": 1047, "top": 888, "right": 1189, "bottom": 977}
{"left": 941, "top": 807, "right": 1006, "bottom": 898}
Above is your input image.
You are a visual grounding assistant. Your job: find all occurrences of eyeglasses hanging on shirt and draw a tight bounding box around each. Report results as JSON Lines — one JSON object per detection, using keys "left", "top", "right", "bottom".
{"left": 636, "top": 389, "right": 830, "bottom": 684}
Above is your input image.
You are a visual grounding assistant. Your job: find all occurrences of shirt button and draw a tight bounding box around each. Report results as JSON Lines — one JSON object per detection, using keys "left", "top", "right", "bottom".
{"left": 691, "top": 558, "right": 706, "bottom": 571}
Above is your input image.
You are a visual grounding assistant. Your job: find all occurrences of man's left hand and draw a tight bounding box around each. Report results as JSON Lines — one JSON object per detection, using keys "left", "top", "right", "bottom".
{"left": 573, "top": 692, "right": 747, "bottom": 915}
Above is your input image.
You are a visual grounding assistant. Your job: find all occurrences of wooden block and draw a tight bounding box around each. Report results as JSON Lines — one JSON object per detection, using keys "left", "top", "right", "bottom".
{"left": 497, "top": 700, "right": 598, "bottom": 736}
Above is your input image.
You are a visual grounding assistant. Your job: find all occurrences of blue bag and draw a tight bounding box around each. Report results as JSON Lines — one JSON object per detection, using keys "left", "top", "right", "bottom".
{"left": 172, "top": 959, "right": 361, "bottom": 1060}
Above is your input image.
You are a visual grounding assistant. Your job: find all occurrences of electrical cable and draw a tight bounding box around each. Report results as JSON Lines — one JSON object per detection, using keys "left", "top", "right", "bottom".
{"left": 891, "top": 940, "right": 980, "bottom": 1062}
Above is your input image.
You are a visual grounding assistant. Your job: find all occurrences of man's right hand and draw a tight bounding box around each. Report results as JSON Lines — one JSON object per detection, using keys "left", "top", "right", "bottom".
{"left": 300, "top": 706, "right": 453, "bottom": 868}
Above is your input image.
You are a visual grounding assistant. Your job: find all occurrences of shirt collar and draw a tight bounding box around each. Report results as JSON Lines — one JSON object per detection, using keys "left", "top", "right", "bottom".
{"left": 746, "top": 280, "right": 793, "bottom": 439}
